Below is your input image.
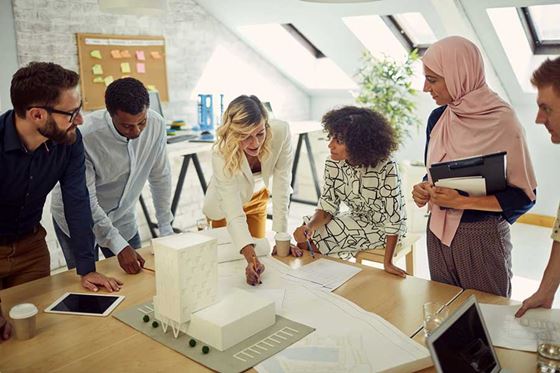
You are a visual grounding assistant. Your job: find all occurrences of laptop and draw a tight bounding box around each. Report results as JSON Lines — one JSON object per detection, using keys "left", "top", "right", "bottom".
{"left": 426, "top": 295, "right": 512, "bottom": 373}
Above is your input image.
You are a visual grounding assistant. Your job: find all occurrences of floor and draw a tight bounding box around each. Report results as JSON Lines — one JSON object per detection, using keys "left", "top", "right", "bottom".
{"left": 279, "top": 201, "right": 560, "bottom": 309}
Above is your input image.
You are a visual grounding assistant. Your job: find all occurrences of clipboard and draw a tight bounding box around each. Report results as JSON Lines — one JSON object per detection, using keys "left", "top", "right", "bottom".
{"left": 429, "top": 151, "right": 507, "bottom": 195}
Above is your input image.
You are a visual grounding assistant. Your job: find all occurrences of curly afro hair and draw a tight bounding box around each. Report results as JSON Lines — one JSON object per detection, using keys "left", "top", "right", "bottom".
{"left": 322, "top": 106, "right": 397, "bottom": 168}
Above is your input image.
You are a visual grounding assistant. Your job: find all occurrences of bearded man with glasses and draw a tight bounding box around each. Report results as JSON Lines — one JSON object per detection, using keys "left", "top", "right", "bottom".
{"left": 0, "top": 62, "right": 123, "bottom": 342}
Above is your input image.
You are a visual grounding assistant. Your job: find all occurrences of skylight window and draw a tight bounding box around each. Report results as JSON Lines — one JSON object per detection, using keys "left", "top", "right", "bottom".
{"left": 392, "top": 13, "right": 437, "bottom": 48}
{"left": 238, "top": 23, "right": 357, "bottom": 90}
{"left": 381, "top": 13, "right": 435, "bottom": 55}
{"left": 342, "top": 15, "right": 408, "bottom": 60}
{"left": 343, "top": 13, "right": 435, "bottom": 58}
{"left": 517, "top": 5, "right": 560, "bottom": 54}
{"left": 488, "top": 6, "right": 556, "bottom": 93}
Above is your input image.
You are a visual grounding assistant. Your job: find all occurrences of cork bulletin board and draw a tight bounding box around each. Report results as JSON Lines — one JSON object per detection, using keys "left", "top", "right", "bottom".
{"left": 76, "top": 33, "right": 169, "bottom": 111}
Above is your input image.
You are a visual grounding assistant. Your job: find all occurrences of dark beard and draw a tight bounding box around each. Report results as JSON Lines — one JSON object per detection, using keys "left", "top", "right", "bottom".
{"left": 39, "top": 116, "right": 77, "bottom": 145}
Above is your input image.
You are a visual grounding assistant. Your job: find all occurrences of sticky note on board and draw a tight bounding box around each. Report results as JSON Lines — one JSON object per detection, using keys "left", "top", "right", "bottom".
{"left": 150, "top": 51, "right": 161, "bottom": 59}
{"left": 120, "top": 50, "right": 131, "bottom": 58}
{"left": 111, "top": 50, "right": 122, "bottom": 59}
{"left": 136, "top": 63, "right": 145, "bottom": 73}
{"left": 92, "top": 64, "right": 103, "bottom": 75}
{"left": 90, "top": 50, "right": 102, "bottom": 59}
{"left": 104, "top": 76, "right": 114, "bottom": 87}
{"left": 120, "top": 62, "right": 131, "bottom": 73}
{"left": 93, "top": 76, "right": 104, "bottom": 83}
{"left": 136, "top": 50, "right": 145, "bottom": 61}
{"left": 146, "top": 85, "right": 157, "bottom": 91}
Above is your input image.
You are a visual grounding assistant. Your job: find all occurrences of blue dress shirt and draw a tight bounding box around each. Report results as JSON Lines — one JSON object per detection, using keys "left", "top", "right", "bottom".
{"left": 0, "top": 110, "right": 95, "bottom": 275}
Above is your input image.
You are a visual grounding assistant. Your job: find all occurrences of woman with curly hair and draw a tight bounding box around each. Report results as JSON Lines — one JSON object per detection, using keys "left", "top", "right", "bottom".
{"left": 293, "top": 106, "right": 408, "bottom": 277}
{"left": 203, "top": 95, "right": 298, "bottom": 285}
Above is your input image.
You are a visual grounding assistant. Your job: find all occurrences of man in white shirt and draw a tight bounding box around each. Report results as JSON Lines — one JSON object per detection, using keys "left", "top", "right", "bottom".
{"left": 516, "top": 57, "right": 560, "bottom": 316}
{"left": 51, "top": 78, "right": 173, "bottom": 274}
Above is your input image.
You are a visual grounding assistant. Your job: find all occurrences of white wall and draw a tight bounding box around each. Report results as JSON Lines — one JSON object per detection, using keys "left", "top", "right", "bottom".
{"left": 0, "top": 0, "right": 18, "bottom": 111}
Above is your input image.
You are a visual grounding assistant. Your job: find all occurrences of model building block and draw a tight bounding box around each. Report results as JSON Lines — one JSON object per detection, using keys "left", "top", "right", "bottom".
{"left": 187, "top": 288, "right": 275, "bottom": 351}
{"left": 152, "top": 233, "right": 218, "bottom": 337}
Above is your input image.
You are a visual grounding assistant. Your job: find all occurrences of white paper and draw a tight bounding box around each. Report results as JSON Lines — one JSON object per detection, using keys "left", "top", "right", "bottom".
{"left": 215, "top": 257, "right": 431, "bottom": 372}
{"left": 435, "top": 176, "right": 487, "bottom": 196}
{"left": 283, "top": 258, "right": 362, "bottom": 292}
{"left": 480, "top": 303, "right": 560, "bottom": 352}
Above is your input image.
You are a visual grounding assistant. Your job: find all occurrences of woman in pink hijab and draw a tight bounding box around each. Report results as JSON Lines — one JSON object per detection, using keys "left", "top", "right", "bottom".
{"left": 412, "top": 36, "right": 537, "bottom": 297}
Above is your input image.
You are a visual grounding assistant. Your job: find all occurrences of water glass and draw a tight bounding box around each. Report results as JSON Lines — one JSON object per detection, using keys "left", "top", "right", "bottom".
{"left": 537, "top": 331, "right": 560, "bottom": 373}
{"left": 423, "top": 302, "right": 449, "bottom": 337}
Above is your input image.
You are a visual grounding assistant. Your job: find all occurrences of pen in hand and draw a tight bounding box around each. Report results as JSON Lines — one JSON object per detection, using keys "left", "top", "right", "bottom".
{"left": 304, "top": 231, "right": 315, "bottom": 258}
{"left": 251, "top": 254, "right": 262, "bottom": 285}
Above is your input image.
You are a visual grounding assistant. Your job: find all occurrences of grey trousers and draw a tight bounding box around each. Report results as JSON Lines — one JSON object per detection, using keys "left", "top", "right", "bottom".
{"left": 427, "top": 215, "right": 513, "bottom": 297}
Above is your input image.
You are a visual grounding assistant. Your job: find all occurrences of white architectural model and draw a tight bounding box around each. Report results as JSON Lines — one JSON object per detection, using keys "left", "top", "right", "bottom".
{"left": 188, "top": 288, "right": 275, "bottom": 351}
{"left": 152, "top": 233, "right": 218, "bottom": 338}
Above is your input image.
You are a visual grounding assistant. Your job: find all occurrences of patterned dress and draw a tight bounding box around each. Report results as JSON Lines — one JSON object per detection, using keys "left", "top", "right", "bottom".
{"left": 309, "top": 158, "right": 407, "bottom": 260}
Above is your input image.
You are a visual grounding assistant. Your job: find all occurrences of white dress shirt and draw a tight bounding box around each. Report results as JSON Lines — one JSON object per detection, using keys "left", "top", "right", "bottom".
{"left": 51, "top": 109, "right": 173, "bottom": 255}
{"left": 203, "top": 119, "right": 294, "bottom": 252}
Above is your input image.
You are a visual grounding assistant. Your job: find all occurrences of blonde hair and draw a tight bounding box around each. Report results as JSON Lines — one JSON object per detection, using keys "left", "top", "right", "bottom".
{"left": 215, "top": 95, "right": 272, "bottom": 176}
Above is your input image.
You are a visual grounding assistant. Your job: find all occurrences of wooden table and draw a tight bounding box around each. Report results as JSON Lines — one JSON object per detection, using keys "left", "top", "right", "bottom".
{"left": 413, "top": 289, "right": 538, "bottom": 373}
{"left": 0, "top": 251, "right": 462, "bottom": 372}
{"left": 144, "top": 248, "right": 461, "bottom": 337}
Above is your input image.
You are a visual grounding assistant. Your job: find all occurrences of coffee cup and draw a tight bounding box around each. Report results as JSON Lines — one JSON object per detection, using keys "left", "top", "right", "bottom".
{"left": 274, "top": 232, "right": 291, "bottom": 257}
{"left": 9, "top": 303, "right": 38, "bottom": 340}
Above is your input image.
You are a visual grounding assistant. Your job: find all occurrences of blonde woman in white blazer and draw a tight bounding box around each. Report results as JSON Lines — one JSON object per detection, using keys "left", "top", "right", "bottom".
{"left": 203, "top": 95, "right": 301, "bottom": 285}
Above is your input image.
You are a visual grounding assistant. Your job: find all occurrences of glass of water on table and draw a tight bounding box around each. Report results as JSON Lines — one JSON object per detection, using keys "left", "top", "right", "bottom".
{"left": 423, "top": 302, "right": 449, "bottom": 337}
{"left": 537, "top": 331, "right": 560, "bottom": 373}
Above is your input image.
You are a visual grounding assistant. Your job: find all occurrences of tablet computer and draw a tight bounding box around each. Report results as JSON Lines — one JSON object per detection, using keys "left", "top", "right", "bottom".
{"left": 44, "top": 292, "right": 125, "bottom": 317}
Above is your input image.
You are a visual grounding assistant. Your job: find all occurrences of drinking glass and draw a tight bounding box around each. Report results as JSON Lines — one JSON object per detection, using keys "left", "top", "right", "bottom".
{"left": 423, "top": 302, "right": 449, "bottom": 337}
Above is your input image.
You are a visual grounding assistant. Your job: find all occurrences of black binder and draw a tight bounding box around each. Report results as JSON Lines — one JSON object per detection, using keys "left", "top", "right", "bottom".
{"left": 429, "top": 151, "right": 507, "bottom": 195}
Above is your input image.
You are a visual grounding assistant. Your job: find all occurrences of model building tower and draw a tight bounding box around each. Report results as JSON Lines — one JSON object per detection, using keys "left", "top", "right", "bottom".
{"left": 152, "top": 233, "right": 218, "bottom": 338}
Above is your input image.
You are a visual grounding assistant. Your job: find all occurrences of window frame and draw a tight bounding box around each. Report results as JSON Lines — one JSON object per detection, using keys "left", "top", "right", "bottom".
{"left": 381, "top": 15, "right": 431, "bottom": 55}
{"left": 517, "top": 6, "right": 560, "bottom": 55}
{"left": 281, "top": 23, "right": 325, "bottom": 58}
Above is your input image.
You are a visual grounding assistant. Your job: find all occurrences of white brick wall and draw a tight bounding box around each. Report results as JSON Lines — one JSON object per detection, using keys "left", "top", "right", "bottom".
{"left": 10, "top": 0, "right": 311, "bottom": 269}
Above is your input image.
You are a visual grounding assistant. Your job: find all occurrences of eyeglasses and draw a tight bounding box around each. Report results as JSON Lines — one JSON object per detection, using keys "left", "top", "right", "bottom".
{"left": 28, "top": 101, "right": 83, "bottom": 123}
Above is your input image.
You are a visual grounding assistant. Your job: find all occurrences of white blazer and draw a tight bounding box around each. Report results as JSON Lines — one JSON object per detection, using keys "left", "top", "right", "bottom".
{"left": 203, "top": 119, "right": 294, "bottom": 251}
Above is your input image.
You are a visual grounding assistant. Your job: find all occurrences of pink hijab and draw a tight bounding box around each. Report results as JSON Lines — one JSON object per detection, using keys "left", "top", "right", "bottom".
{"left": 423, "top": 36, "right": 537, "bottom": 246}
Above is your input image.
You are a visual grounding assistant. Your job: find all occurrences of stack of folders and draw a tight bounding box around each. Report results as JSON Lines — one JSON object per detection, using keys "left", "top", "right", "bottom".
{"left": 429, "top": 151, "right": 507, "bottom": 196}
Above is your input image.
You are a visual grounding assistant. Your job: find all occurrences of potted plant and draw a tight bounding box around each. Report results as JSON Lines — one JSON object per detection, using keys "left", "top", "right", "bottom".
{"left": 355, "top": 50, "right": 421, "bottom": 148}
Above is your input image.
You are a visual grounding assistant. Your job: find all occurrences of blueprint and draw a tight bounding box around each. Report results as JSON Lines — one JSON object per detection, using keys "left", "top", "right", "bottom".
{"left": 480, "top": 303, "right": 560, "bottom": 352}
{"left": 217, "top": 257, "right": 431, "bottom": 372}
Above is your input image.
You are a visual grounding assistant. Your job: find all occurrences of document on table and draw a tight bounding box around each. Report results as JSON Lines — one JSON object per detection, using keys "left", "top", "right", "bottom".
{"left": 283, "top": 258, "right": 362, "bottom": 291}
{"left": 480, "top": 303, "right": 560, "bottom": 352}
{"left": 435, "top": 176, "right": 486, "bottom": 196}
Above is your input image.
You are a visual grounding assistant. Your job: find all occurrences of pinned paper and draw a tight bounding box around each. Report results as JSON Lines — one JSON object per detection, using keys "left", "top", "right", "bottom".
{"left": 136, "top": 63, "right": 145, "bottom": 73}
{"left": 150, "top": 51, "right": 161, "bottom": 59}
{"left": 120, "top": 50, "right": 131, "bottom": 58}
{"left": 90, "top": 50, "right": 102, "bottom": 59}
{"left": 135, "top": 50, "right": 145, "bottom": 61}
{"left": 111, "top": 50, "right": 122, "bottom": 59}
{"left": 146, "top": 85, "right": 157, "bottom": 91}
{"left": 93, "top": 76, "right": 104, "bottom": 83}
{"left": 92, "top": 64, "right": 103, "bottom": 75}
{"left": 104, "top": 76, "right": 114, "bottom": 87}
{"left": 120, "top": 62, "right": 131, "bottom": 73}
